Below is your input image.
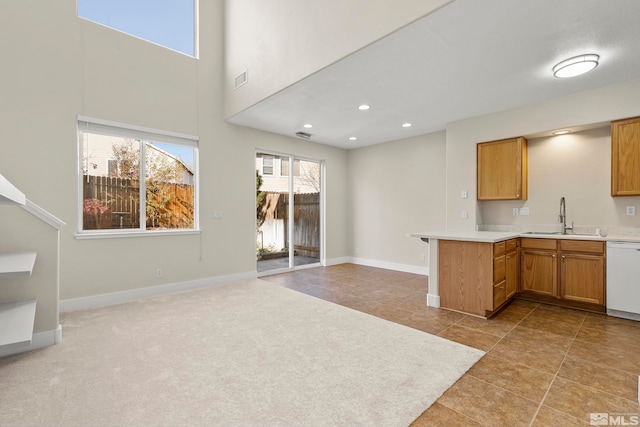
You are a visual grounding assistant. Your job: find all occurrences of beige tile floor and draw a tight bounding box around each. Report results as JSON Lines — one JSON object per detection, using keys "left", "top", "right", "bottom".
{"left": 261, "top": 264, "right": 640, "bottom": 427}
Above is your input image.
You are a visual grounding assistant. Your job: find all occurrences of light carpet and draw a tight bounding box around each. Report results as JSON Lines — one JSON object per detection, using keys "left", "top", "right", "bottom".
{"left": 0, "top": 279, "right": 484, "bottom": 427}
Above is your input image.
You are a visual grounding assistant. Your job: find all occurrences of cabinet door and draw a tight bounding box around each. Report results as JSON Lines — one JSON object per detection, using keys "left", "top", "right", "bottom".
{"left": 493, "top": 280, "right": 507, "bottom": 309}
{"left": 612, "top": 117, "right": 640, "bottom": 196}
{"left": 521, "top": 249, "right": 556, "bottom": 296}
{"left": 561, "top": 252, "right": 605, "bottom": 305}
{"left": 477, "top": 137, "right": 528, "bottom": 200}
{"left": 505, "top": 250, "right": 518, "bottom": 299}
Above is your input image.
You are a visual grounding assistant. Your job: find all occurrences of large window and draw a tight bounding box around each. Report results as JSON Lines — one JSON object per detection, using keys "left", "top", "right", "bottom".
{"left": 78, "top": 117, "right": 198, "bottom": 235}
{"left": 77, "top": 0, "right": 197, "bottom": 57}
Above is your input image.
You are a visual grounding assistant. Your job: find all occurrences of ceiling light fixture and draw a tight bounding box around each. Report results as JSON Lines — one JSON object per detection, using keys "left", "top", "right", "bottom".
{"left": 349, "top": 136, "right": 358, "bottom": 141}
{"left": 402, "top": 123, "right": 412, "bottom": 128}
{"left": 553, "top": 130, "right": 571, "bottom": 135}
{"left": 303, "top": 123, "right": 313, "bottom": 128}
{"left": 358, "top": 104, "right": 370, "bottom": 111}
{"left": 552, "top": 54, "right": 599, "bottom": 78}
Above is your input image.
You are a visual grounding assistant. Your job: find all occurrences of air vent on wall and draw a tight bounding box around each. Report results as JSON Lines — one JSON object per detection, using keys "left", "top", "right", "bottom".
{"left": 295, "top": 132, "right": 312, "bottom": 140}
{"left": 234, "top": 70, "right": 248, "bottom": 90}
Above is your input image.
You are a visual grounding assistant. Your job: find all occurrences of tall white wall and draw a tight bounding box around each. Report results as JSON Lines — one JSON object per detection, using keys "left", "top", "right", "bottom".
{"left": 223, "top": 0, "right": 452, "bottom": 119}
{"left": 347, "top": 132, "right": 446, "bottom": 271}
{"left": 0, "top": 0, "right": 349, "bottom": 333}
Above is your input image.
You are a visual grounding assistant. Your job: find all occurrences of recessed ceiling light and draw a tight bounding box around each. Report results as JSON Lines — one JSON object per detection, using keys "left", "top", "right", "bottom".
{"left": 303, "top": 123, "right": 313, "bottom": 128}
{"left": 358, "top": 104, "right": 370, "bottom": 111}
{"left": 402, "top": 123, "right": 412, "bottom": 128}
{"left": 553, "top": 54, "right": 599, "bottom": 78}
{"left": 349, "top": 136, "right": 358, "bottom": 141}
{"left": 553, "top": 130, "right": 571, "bottom": 135}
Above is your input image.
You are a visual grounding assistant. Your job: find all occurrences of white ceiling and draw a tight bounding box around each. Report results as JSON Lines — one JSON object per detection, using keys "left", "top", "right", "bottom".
{"left": 227, "top": 0, "right": 640, "bottom": 150}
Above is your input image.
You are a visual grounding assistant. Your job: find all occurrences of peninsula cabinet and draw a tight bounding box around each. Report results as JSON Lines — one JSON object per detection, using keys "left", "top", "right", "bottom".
{"left": 477, "top": 137, "right": 528, "bottom": 200}
{"left": 611, "top": 116, "right": 640, "bottom": 196}
{"left": 439, "top": 238, "right": 518, "bottom": 318}
{"left": 518, "top": 238, "right": 605, "bottom": 312}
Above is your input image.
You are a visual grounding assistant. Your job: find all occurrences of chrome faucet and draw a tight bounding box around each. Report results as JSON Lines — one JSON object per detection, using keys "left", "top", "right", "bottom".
{"left": 559, "top": 196, "right": 573, "bottom": 234}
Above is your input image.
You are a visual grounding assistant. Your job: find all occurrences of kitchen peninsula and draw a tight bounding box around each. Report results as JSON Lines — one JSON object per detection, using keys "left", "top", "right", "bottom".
{"left": 411, "top": 230, "right": 624, "bottom": 318}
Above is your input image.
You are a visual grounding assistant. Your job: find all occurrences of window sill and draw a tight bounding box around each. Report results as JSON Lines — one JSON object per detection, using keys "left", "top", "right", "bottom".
{"left": 75, "top": 229, "right": 201, "bottom": 240}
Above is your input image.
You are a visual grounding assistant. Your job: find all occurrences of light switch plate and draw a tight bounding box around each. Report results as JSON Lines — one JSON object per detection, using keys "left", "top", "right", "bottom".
{"left": 627, "top": 206, "right": 636, "bottom": 216}
{"left": 461, "top": 190, "right": 467, "bottom": 199}
{"left": 519, "top": 207, "right": 530, "bottom": 216}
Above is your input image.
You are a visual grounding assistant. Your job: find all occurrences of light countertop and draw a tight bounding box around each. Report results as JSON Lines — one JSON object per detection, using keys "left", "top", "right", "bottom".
{"left": 409, "top": 230, "right": 640, "bottom": 243}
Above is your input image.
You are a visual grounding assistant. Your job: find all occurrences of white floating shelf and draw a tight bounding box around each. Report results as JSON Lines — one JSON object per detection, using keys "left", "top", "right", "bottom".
{"left": 0, "top": 252, "right": 37, "bottom": 279}
{"left": 0, "top": 299, "right": 37, "bottom": 346}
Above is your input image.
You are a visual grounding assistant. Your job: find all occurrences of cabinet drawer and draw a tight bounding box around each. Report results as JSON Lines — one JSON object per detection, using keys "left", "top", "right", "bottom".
{"left": 506, "top": 239, "right": 518, "bottom": 252}
{"left": 520, "top": 238, "right": 557, "bottom": 250}
{"left": 494, "top": 255, "right": 506, "bottom": 282}
{"left": 494, "top": 241, "right": 506, "bottom": 256}
{"left": 493, "top": 280, "right": 507, "bottom": 308}
{"left": 560, "top": 240, "right": 605, "bottom": 254}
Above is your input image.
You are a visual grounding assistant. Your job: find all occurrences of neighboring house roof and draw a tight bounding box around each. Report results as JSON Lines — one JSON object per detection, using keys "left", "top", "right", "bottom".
{"left": 147, "top": 142, "right": 194, "bottom": 176}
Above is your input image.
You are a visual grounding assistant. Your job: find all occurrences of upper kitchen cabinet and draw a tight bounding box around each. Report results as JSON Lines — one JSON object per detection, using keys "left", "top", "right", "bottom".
{"left": 611, "top": 116, "right": 640, "bottom": 196}
{"left": 477, "top": 137, "right": 528, "bottom": 200}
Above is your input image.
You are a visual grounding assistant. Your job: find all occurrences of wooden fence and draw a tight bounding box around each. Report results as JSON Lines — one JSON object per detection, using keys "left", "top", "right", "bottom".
{"left": 82, "top": 175, "right": 194, "bottom": 230}
{"left": 260, "top": 192, "right": 320, "bottom": 257}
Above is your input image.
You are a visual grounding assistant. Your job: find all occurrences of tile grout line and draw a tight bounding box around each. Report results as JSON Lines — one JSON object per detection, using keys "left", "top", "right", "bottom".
{"left": 438, "top": 304, "right": 553, "bottom": 424}
{"left": 525, "top": 311, "right": 588, "bottom": 427}
{"left": 481, "top": 302, "right": 540, "bottom": 354}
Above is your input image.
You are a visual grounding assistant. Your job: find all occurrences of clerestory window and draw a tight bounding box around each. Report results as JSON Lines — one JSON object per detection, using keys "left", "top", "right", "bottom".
{"left": 77, "top": 0, "right": 198, "bottom": 57}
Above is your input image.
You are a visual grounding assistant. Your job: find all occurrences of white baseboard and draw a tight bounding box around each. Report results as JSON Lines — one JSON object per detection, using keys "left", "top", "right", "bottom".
{"left": 349, "top": 257, "right": 429, "bottom": 276}
{"left": 427, "top": 294, "right": 440, "bottom": 308}
{"left": 59, "top": 259, "right": 428, "bottom": 314}
{"left": 60, "top": 271, "right": 257, "bottom": 313}
{"left": 325, "top": 257, "right": 352, "bottom": 266}
{"left": 0, "top": 324, "right": 62, "bottom": 358}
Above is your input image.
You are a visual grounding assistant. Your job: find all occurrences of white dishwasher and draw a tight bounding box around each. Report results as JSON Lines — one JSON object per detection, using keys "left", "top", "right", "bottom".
{"left": 606, "top": 241, "right": 640, "bottom": 321}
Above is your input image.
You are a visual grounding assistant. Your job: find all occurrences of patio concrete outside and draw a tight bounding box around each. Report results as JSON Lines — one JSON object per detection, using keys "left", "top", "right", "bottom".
{"left": 257, "top": 255, "right": 320, "bottom": 273}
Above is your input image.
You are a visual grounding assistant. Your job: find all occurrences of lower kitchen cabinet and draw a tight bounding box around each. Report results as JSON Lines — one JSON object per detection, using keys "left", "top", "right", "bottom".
{"left": 439, "top": 238, "right": 518, "bottom": 318}
{"left": 505, "top": 245, "right": 518, "bottom": 299}
{"left": 560, "top": 240, "right": 605, "bottom": 305}
{"left": 520, "top": 238, "right": 557, "bottom": 296}
{"left": 519, "top": 238, "right": 606, "bottom": 311}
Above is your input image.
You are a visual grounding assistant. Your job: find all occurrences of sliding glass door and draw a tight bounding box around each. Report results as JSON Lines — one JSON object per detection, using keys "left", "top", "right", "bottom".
{"left": 256, "top": 152, "right": 322, "bottom": 273}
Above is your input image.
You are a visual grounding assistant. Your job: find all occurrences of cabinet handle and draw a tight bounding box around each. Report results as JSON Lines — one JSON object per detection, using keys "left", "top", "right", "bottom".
{"left": 552, "top": 254, "right": 556, "bottom": 258}
{"left": 506, "top": 255, "right": 511, "bottom": 259}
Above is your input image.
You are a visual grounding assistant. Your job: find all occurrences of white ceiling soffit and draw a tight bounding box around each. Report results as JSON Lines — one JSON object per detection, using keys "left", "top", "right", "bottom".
{"left": 227, "top": 0, "right": 640, "bottom": 150}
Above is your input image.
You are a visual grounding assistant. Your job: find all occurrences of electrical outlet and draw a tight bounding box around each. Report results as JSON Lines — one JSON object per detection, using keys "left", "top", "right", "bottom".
{"left": 461, "top": 190, "right": 467, "bottom": 199}
{"left": 156, "top": 268, "right": 162, "bottom": 278}
{"left": 627, "top": 206, "right": 636, "bottom": 216}
{"left": 461, "top": 210, "right": 468, "bottom": 219}
{"left": 512, "top": 208, "right": 519, "bottom": 216}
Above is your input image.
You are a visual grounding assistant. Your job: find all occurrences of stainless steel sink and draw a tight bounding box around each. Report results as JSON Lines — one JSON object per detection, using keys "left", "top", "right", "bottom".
{"left": 522, "top": 231, "right": 562, "bottom": 235}
{"left": 522, "top": 231, "right": 598, "bottom": 237}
